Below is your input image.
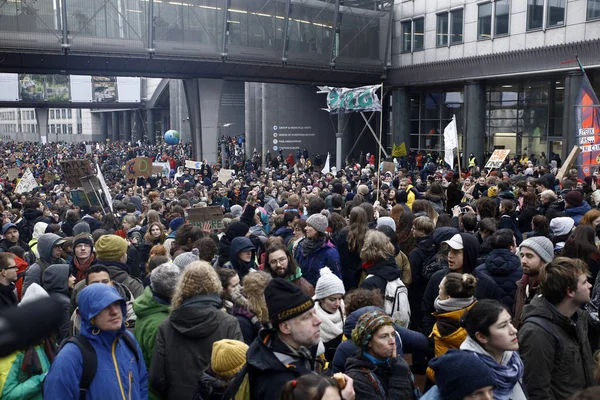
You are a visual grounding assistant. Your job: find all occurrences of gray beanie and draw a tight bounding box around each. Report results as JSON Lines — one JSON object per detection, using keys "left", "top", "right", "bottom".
{"left": 230, "top": 205, "right": 243, "bottom": 219}
{"left": 306, "top": 213, "right": 328, "bottom": 234}
{"left": 377, "top": 216, "right": 396, "bottom": 232}
{"left": 519, "top": 237, "right": 554, "bottom": 264}
{"left": 173, "top": 249, "right": 200, "bottom": 270}
{"left": 73, "top": 221, "right": 91, "bottom": 235}
{"left": 150, "top": 262, "right": 181, "bottom": 299}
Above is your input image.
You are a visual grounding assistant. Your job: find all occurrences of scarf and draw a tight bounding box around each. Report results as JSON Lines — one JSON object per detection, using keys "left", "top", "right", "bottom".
{"left": 461, "top": 336, "right": 524, "bottom": 400}
{"left": 434, "top": 296, "right": 476, "bottom": 313}
{"left": 301, "top": 236, "right": 326, "bottom": 257}
{"left": 73, "top": 254, "right": 96, "bottom": 282}
{"left": 314, "top": 301, "right": 344, "bottom": 343}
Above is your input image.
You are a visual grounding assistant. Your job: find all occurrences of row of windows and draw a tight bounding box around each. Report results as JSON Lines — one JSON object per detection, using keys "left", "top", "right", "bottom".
{"left": 22, "top": 124, "right": 38, "bottom": 133}
{"left": 400, "top": 0, "right": 600, "bottom": 53}
{"left": 50, "top": 109, "right": 72, "bottom": 120}
{"left": 21, "top": 110, "right": 35, "bottom": 120}
{"left": 0, "top": 112, "right": 16, "bottom": 121}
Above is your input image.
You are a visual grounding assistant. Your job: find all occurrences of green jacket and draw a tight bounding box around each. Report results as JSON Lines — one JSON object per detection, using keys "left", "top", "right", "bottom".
{"left": 0, "top": 346, "right": 51, "bottom": 400}
{"left": 133, "top": 286, "right": 169, "bottom": 400}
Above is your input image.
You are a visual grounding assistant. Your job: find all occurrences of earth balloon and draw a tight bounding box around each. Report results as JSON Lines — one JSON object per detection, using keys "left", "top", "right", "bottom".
{"left": 164, "top": 130, "right": 180, "bottom": 145}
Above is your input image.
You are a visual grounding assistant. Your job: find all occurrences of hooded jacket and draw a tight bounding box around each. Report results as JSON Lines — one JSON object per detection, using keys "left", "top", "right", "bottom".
{"left": 408, "top": 235, "right": 436, "bottom": 289}
{"left": 42, "top": 264, "right": 72, "bottom": 345}
{"left": 564, "top": 201, "right": 592, "bottom": 226}
{"left": 224, "top": 237, "right": 257, "bottom": 280}
{"left": 272, "top": 226, "right": 294, "bottom": 247}
{"left": 475, "top": 248, "right": 523, "bottom": 310}
{"left": 149, "top": 293, "right": 242, "bottom": 400}
{"left": 295, "top": 238, "right": 342, "bottom": 286}
{"left": 540, "top": 198, "right": 565, "bottom": 221}
{"left": 360, "top": 256, "right": 404, "bottom": 297}
{"left": 518, "top": 296, "right": 594, "bottom": 400}
{"left": 23, "top": 233, "right": 65, "bottom": 295}
{"left": 331, "top": 228, "right": 363, "bottom": 290}
{"left": 43, "top": 284, "right": 148, "bottom": 400}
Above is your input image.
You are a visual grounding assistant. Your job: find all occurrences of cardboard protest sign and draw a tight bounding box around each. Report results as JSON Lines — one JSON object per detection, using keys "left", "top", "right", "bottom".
{"left": 485, "top": 149, "right": 511, "bottom": 169}
{"left": 60, "top": 159, "right": 95, "bottom": 188}
{"left": 15, "top": 169, "right": 38, "bottom": 194}
{"left": 185, "top": 160, "right": 203, "bottom": 170}
{"left": 382, "top": 161, "right": 395, "bottom": 174}
{"left": 7, "top": 168, "right": 20, "bottom": 181}
{"left": 218, "top": 169, "right": 234, "bottom": 184}
{"left": 125, "top": 157, "right": 152, "bottom": 180}
{"left": 14, "top": 152, "right": 22, "bottom": 159}
{"left": 70, "top": 189, "right": 91, "bottom": 208}
{"left": 152, "top": 162, "right": 170, "bottom": 176}
{"left": 556, "top": 146, "right": 582, "bottom": 183}
{"left": 188, "top": 206, "right": 224, "bottom": 231}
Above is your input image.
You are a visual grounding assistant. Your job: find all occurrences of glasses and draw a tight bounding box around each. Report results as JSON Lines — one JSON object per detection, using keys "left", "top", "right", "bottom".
{"left": 3, "top": 265, "right": 17, "bottom": 270}
{"left": 269, "top": 257, "right": 287, "bottom": 266}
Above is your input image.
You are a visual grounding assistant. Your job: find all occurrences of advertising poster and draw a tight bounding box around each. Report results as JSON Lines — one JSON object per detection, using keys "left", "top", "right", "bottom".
{"left": 92, "top": 76, "right": 117, "bottom": 103}
{"left": 71, "top": 75, "right": 93, "bottom": 102}
{"left": 19, "top": 74, "right": 45, "bottom": 101}
{"left": 116, "top": 77, "right": 141, "bottom": 102}
{"left": 45, "top": 75, "right": 69, "bottom": 102}
{"left": 576, "top": 74, "right": 600, "bottom": 177}
{"left": 0, "top": 74, "right": 19, "bottom": 101}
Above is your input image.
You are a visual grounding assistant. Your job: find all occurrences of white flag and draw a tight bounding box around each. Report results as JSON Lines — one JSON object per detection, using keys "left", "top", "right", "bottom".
{"left": 15, "top": 169, "right": 38, "bottom": 194}
{"left": 443, "top": 115, "right": 458, "bottom": 168}
{"left": 322, "top": 153, "right": 331, "bottom": 175}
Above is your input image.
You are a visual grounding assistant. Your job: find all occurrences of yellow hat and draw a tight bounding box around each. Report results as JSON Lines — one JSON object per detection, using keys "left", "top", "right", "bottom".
{"left": 487, "top": 186, "right": 498, "bottom": 198}
{"left": 95, "top": 234, "right": 128, "bottom": 261}
{"left": 211, "top": 339, "right": 249, "bottom": 379}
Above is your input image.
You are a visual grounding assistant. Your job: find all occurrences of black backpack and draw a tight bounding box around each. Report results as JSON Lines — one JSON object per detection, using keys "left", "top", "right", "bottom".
{"left": 59, "top": 334, "right": 140, "bottom": 400}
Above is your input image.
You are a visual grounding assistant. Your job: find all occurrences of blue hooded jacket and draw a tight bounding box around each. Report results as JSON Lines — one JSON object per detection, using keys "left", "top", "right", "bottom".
{"left": 475, "top": 248, "right": 522, "bottom": 310}
{"left": 44, "top": 284, "right": 148, "bottom": 400}
{"left": 295, "top": 239, "right": 342, "bottom": 286}
{"left": 564, "top": 201, "right": 592, "bottom": 226}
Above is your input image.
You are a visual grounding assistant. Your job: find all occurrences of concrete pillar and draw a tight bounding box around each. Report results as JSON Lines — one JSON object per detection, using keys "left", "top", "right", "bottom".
{"left": 464, "top": 81, "right": 486, "bottom": 169}
{"left": 262, "top": 83, "right": 272, "bottom": 167}
{"left": 255, "top": 84, "right": 263, "bottom": 163}
{"left": 564, "top": 71, "right": 583, "bottom": 162}
{"left": 392, "top": 87, "right": 410, "bottom": 153}
{"left": 197, "top": 79, "right": 223, "bottom": 164}
{"left": 146, "top": 109, "right": 155, "bottom": 144}
{"left": 35, "top": 109, "right": 48, "bottom": 143}
{"left": 132, "top": 110, "right": 142, "bottom": 142}
{"left": 182, "top": 79, "right": 203, "bottom": 160}
{"left": 111, "top": 112, "right": 119, "bottom": 142}
{"left": 100, "top": 112, "right": 108, "bottom": 141}
{"left": 123, "top": 110, "right": 132, "bottom": 142}
{"left": 245, "top": 82, "right": 255, "bottom": 158}
{"left": 336, "top": 113, "right": 345, "bottom": 170}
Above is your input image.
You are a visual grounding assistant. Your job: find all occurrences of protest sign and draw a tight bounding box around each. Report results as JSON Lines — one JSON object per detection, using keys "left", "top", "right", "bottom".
{"left": 185, "top": 160, "right": 203, "bottom": 170}
{"left": 7, "top": 168, "right": 20, "bottom": 181}
{"left": 95, "top": 164, "right": 113, "bottom": 211}
{"left": 557, "top": 146, "right": 582, "bottom": 182}
{"left": 152, "top": 162, "right": 170, "bottom": 176}
{"left": 125, "top": 157, "right": 152, "bottom": 180}
{"left": 85, "top": 145, "right": 92, "bottom": 154}
{"left": 485, "top": 149, "right": 511, "bottom": 169}
{"left": 382, "top": 162, "right": 395, "bottom": 174}
{"left": 14, "top": 152, "right": 22, "bottom": 159}
{"left": 60, "top": 159, "right": 95, "bottom": 187}
{"left": 218, "top": 169, "right": 234, "bottom": 184}
{"left": 15, "top": 169, "right": 38, "bottom": 194}
{"left": 45, "top": 172, "right": 57, "bottom": 182}
{"left": 70, "top": 189, "right": 91, "bottom": 208}
{"left": 188, "top": 206, "right": 224, "bottom": 231}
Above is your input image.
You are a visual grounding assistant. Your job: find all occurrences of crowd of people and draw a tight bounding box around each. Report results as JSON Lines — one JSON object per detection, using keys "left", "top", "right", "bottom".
{"left": 0, "top": 139, "right": 599, "bottom": 399}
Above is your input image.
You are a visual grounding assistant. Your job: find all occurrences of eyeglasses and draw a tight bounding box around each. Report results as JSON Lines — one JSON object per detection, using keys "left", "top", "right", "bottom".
{"left": 75, "top": 244, "right": 91, "bottom": 249}
{"left": 3, "top": 265, "right": 17, "bottom": 270}
{"left": 269, "top": 257, "right": 287, "bottom": 266}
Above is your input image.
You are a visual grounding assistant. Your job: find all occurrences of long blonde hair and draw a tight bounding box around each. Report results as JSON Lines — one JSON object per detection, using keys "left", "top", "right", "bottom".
{"left": 242, "top": 271, "right": 272, "bottom": 323}
{"left": 170, "top": 261, "right": 222, "bottom": 310}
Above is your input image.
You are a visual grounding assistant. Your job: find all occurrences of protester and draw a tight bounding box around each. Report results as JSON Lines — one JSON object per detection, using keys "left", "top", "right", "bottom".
{"left": 0, "top": 253, "right": 18, "bottom": 307}
{"left": 264, "top": 244, "right": 314, "bottom": 296}
{"left": 69, "top": 233, "right": 95, "bottom": 283}
{"left": 22, "top": 233, "right": 65, "bottom": 295}
{"left": 229, "top": 270, "right": 272, "bottom": 345}
{"left": 314, "top": 267, "right": 345, "bottom": 362}
{"left": 41, "top": 263, "right": 75, "bottom": 345}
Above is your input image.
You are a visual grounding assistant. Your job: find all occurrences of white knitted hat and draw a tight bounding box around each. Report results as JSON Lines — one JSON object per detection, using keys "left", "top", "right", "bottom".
{"left": 314, "top": 267, "right": 345, "bottom": 300}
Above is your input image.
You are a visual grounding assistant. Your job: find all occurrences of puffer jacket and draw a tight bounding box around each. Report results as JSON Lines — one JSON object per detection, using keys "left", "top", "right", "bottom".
{"left": 23, "top": 233, "right": 65, "bottom": 295}
{"left": 149, "top": 293, "right": 242, "bottom": 400}
{"left": 475, "top": 248, "right": 522, "bottom": 310}
{"left": 518, "top": 296, "right": 594, "bottom": 400}
{"left": 43, "top": 284, "right": 148, "bottom": 400}
{"left": 295, "top": 238, "right": 341, "bottom": 286}
{"left": 564, "top": 201, "right": 592, "bottom": 226}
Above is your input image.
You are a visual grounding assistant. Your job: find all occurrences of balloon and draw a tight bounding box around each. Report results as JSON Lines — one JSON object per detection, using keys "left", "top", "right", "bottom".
{"left": 164, "top": 130, "right": 180, "bottom": 145}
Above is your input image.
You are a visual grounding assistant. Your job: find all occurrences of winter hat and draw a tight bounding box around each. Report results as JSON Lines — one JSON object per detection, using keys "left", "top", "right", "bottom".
{"left": 211, "top": 339, "right": 249, "bottom": 379}
{"left": 314, "top": 267, "right": 345, "bottom": 300}
{"left": 169, "top": 217, "right": 185, "bottom": 232}
{"left": 357, "top": 185, "right": 369, "bottom": 196}
{"left": 487, "top": 186, "right": 498, "bottom": 197}
{"left": 376, "top": 217, "right": 396, "bottom": 232}
{"left": 73, "top": 221, "right": 91, "bottom": 235}
{"left": 351, "top": 310, "right": 394, "bottom": 350}
{"left": 95, "top": 234, "right": 128, "bottom": 261}
{"left": 73, "top": 233, "right": 94, "bottom": 248}
{"left": 225, "top": 221, "right": 250, "bottom": 240}
{"left": 230, "top": 205, "right": 243, "bottom": 218}
{"left": 519, "top": 237, "right": 554, "bottom": 264}
{"left": 173, "top": 249, "right": 200, "bottom": 270}
{"left": 1, "top": 223, "right": 17, "bottom": 235}
{"left": 429, "top": 349, "right": 496, "bottom": 400}
{"left": 265, "top": 278, "right": 314, "bottom": 325}
{"left": 564, "top": 190, "right": 583, "bottom": 207}
{"left": 550, "top": 216, "right": 575, "bottom": 237}
{"left": 306, "top": 213, "right": 328, "bottom": 234}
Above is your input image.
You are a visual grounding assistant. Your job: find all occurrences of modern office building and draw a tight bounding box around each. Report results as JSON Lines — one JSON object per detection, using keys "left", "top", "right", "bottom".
{"left": 388, "top": 0, "right": 600, "bottom": 164}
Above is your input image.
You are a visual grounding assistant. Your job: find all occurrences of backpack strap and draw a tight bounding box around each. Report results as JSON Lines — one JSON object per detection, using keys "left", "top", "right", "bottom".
{"left": 360, "top": 367, "right": 387, "bottom": 398}
{"left": 522, "top": 316, "right": 564, "bottom": 352}
{"left": 120, "top": 332, "right": 140, "bottom": 364}
{"left": 60, "top": 335, "right": 97, "bottom": 400}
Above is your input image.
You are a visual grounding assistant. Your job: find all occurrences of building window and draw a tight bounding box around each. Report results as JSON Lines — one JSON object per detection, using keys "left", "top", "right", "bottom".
{"left": 50, "top": 110, "right": 54, "bottom": 119}
{"left": 450, "top": 9, "right": 463, "bottom": 44}
{"left": 50, "top": 125, "right": 55, "bottom": 134}
{"left": 78, "top": 109, "right": 82, "bottom": 119}
{"left": 68, "top": 109, "right": 72, "bottom": 119}
{"left": 436, "top": 13, "right": 449, "bottom": 47}
{"left": 495, "top": 0, "right": 510, "bottom": 36}
{"left": 478, "top": 3, "right": 492, "bottom": 40}
{"left": 401, "top": 17, "right": 425, "bottom": 53}
{"left": 547, "top": 0, "right": 566, "bottom": 27}
{"left": 589, "top": 0, "right": 600, "bottom": 20}
{"left": 78, "top": 123, "right": 83, "bottom": 134}
{"left": 61, "top": 109, "right": 66, "bottom": 119}
{"left": 528, "top": 0, "right": 565, "bottom": 30}
{"left": 527, "top": 0, "right": 544, "bottom": 30}
{"left": 68, "top": 125, "right": 73, "bottom": 134}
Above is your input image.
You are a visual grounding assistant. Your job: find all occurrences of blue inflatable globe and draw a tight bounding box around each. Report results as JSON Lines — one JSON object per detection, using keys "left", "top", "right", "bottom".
{"left": 164, "top": 130, "right": 180, "bottom": 145}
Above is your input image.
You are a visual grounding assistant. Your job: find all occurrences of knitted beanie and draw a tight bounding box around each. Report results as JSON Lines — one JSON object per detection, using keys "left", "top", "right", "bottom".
{"left": 169, "top": 217, "right": 186, "bottom": 232}
{"left": 351, "top": 310, "right": 394, "bottom": 350}
{"left": 230, "top": 205, "right": 243, "bottom": 218}
{"left": 314, "top": 267, "right": 345, "bottom": 300}
{"left": 564, "top": 190, "right": 583, "bottom": 207}
{"left": 95, "top": 235, "right": 128, "bottom": 261}
{"left": 306, "top": 213, "right": 328, "bottom": 234}
{"left": 519, "top": 237, "right": 554, "bottom": 264}
{"left": 211, "top": 339, "right": 249, "bottom": 379}
{"left": 429, "top": 349, "right": 496, "bottom": 400}
{"left": 265, "top": 278, "right": 314, "bottom": 325}
{"left": 73, "top": 233, "right": 94, "bottom": 249}
{"left": 376, "top": 216, "right": 396, "bottom": 232}
{"left": 173, "top": 249, "right": 200, "bottom": 270}
{"left": 487, "top": 186, "right": 498, "bottom": 197}
{"left": 549, "top": 216, "right": 575, "bottom": 237}
{"left": 73, "top": 221, "right": 91, "bottom": 235}
{"left": 225, "top": 221, "right": 250, "bottom": 240}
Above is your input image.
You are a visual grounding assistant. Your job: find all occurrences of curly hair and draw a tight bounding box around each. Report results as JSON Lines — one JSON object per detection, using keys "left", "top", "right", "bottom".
{"left": 171, "top": 261, "right": 222, "bottom": 310}
{"left": 344, "top": 288, "right": 384, "bottom": 316}
{"left": 360, "top": 230, "right": 395, "bottom": 263}
{"left": 242, "top": 271, "right": 272, "bottom": 323}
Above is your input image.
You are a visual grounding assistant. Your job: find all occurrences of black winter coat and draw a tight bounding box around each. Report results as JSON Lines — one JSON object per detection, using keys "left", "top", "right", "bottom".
{"left": 475, "top": 249, "right": 522, "bottom": 310}
{"left": 331, "top": 229, "right": 362, "bottom": 290}
{"left": 360, "top": 256, "right": 404, "bottom": 298}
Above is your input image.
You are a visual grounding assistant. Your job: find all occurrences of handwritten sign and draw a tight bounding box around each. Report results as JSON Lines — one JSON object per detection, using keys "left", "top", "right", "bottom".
{"left": 125, "top": 157, "right": 152, "bottom": 180}
{"left": 188, "top": 206, "right": 224, "bottom": 231}
{"left": 152, "top": 162, "right": 170, "bottom": 176}
{"left": 382, "top": 161, "right": 395, "bottom": 174}
{"left": 15, "top": 169, "right": 38, "bottom": 194}
{"left": 60, "top": 159, "right": 95, "bottom": 188}
{"left": 218, "top": 169, "right": 234, "bottom": 184}
{"left": 185, "top": 160, "right": 203, "bottom": 170}
{"left": 7, "top": 168, "right": 20, "bottom": 181}
{"left": 485, "top": 149, "right": 511, "bottom": 169}
{"left": 71, "top": 189, "right": 91, "bottom": 208}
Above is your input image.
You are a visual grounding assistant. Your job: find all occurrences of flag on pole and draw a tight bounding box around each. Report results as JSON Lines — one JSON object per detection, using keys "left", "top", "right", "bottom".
{"left": 322, "top": 153, "right": 331, "bottom": 175}
{"left": 15, "top": 169, "right": 39, "bottom": 194}
{"left": 443, "top": 115, "right": 458, "bottom": 168}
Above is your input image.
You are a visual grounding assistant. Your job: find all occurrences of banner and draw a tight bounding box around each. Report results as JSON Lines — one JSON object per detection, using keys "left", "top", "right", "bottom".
{"left": 392, "top": 142, "right": 407, "bottom": 157}
{"left": 152, "top": 162, "right": 170, "bottom": 176}
{"left": 60, "top": 159, "right": 95, "bottom": 188}
{"left": 218, "top": 169, "right": 234, "bottom": 184}
{"left": 576, "top": 73, "right": 600, "bottom": 177}
{"left": 485, "top": 149, "right": 511, "bottom": 169}
{"left": 185, "top": 160, "right": 203, "bottom": 170}
{"left": 15, "top": 169, "right": 38, "bottom": 194}
{"left": 188, "top": 206, "right": 224, "bottom": 231}
{"left": 125, "top": 157, "right": 152, "bottom": 180}
{"left": 96, "top": 164, "right": 113, "bottom": 212}
{"left": 443, "top": 115, "right": 458, "bottom": 167}
{"left": 318, "top": 84, "right": 382, "bottom": 113}
{"left": 321, "top": 153, "right": 330, "bottom": 174}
